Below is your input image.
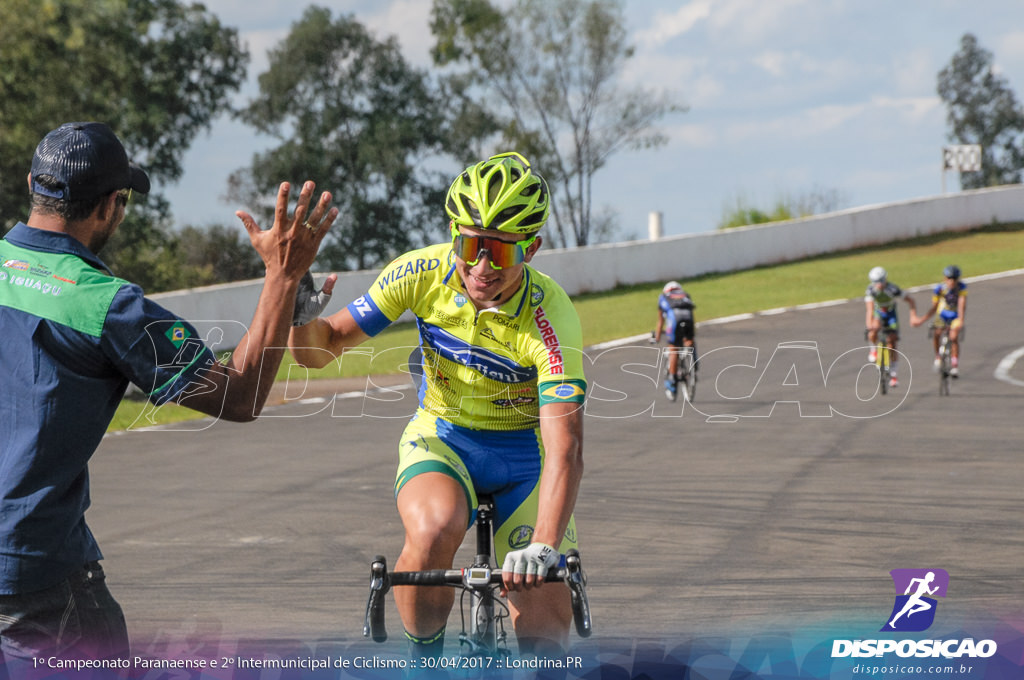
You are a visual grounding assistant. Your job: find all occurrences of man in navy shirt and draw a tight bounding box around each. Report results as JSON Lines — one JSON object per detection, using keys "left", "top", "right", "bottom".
{"left": 0, "top": 122, "right": 337, "bottom": 671}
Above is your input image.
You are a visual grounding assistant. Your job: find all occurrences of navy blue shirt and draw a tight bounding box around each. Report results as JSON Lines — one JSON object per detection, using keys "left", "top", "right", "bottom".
{"left": 0, "top": 223, "right": 217, "bottom": 593}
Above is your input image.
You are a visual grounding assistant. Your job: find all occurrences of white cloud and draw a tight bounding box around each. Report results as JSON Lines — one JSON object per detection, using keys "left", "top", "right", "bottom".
{"left": 362, "top": 0, "right": 435, "bottom": 67}
{"left": 868, "top": 95, "right": 942, "bottom": 124}
{"left": 704, "top": 0, "right": 819, "bottom": 46}
{"left": 634, "top": 1, "right": 712, "bottom": 47}
{"left": 634, "top": 0, "right": 818, "bottom": 49}
{"left": 992, "top": 30, "right": 1024, "bottom": 85}
{"left": 721, "top": 102, "right": 865, "bottom": 144}
{"left": 752, "top": 51, "right": 790, "bottom": 78}
{"left": 622, "top": 52, "right": 715, "bottom": 107}
{"left": 889, "top": 48, "right": 936, "bottom": 96}
{"left": 666, "top": 123, "right": 719, "bottom": 148}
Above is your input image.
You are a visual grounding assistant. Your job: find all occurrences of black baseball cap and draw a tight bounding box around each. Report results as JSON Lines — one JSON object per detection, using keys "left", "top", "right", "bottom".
{"left": 30, "top": 122, "right": 151, "bottom": 202}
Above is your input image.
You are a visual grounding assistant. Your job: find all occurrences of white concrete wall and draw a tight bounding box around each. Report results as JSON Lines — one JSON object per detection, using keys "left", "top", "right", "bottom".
{"left": 152, "top": 184, "right": 1024, "bottom": 346}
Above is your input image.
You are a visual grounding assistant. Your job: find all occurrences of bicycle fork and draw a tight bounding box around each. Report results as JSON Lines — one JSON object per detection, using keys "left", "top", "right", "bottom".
{"left": 462, "top": 502, "right": 506, "bottom": 655}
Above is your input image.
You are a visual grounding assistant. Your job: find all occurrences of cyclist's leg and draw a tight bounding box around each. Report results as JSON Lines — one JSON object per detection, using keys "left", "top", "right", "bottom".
{"left": 680, "top": 320, "right": 696, "bottom": 370}
{"left": 867, "top": 316, "right": 882, "bottom": 361}
{"left": 493, "top": 480, "right": 577, "bottom": 654}
{"left": 949, "top": 318, "right": 962, "bottom": 361}
{"left": 665, "top": 333, "right": 679, "bottom": 379}
{"left": 508, "top": 583, "right": 572, "bottom": 655}
{"left": 394, "top": 413, "right": 475, "bottom": 650}
{"left": 885, "top": 312, "right": 899, "bottom": 377}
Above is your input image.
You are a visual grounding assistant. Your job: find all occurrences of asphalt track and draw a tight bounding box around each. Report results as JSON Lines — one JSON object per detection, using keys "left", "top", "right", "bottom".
{"left": 91, "top": 272, "right": 1024, "bottom": 663}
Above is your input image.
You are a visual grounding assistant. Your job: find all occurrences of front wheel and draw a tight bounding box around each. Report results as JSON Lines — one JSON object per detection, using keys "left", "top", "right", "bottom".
{"left": 463, "top": 588, "right": 498, "bottom": 656}
{"left": 877, "top": 346, "right": 889, "bottom": 395}
{"left": 681, "top": 352, "right": 696, "bottom": 402}
{"left": 938, "top": 341, "right": 951, "bottom": 396}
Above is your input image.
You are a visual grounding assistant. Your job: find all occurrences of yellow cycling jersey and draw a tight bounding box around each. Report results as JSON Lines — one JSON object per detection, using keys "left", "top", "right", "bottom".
{"left": 346, "top": 243, "right": 587, "bottom": 431}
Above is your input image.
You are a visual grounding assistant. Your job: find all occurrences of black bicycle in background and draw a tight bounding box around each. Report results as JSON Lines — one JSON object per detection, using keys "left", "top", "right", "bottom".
{"left": 650, "top": 333, "right": 696, "bottom": 402}
{"left": 932, "top": 324, "right": 959, "bottom": 396}
{"left": 363, "top": 495, "right": 592, "bottom": 660}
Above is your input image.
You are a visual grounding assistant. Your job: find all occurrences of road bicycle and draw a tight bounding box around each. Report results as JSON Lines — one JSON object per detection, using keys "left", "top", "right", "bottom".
{"left": 866, "top": 326, "right": 898, "bottom": 395}
{"left": 651, "top": 334, "right": 696, "bottom": 402}
{"left": 363, "top": 495, "right": 592, "bottom": 659}
{"left": 670, "top": 346, "right": 697, "bottom": 402}
{"left": 932, "top": 324, "right": 958, "bottom": 396}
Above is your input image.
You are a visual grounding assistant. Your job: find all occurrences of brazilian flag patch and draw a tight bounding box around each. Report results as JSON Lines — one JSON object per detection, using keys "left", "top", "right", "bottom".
{"left": 165, "top": 323, "right": 191, "bottom": 348}
{"left": 538, "top": 379, "right": 587, "bottom": 406}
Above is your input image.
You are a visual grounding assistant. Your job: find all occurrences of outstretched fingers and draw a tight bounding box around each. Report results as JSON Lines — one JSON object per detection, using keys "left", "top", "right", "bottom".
{"left": 235, "top": 181, "right": 338, "bottom": 277}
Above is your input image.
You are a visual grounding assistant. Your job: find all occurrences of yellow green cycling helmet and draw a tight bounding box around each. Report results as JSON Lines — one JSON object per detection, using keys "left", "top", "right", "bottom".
{"left": 445, "top": 152, "right": 550, "bottom": 235}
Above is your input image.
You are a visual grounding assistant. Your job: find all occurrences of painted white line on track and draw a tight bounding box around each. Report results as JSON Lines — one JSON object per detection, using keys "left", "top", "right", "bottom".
{"left": 994, "top": 346, "right": 1024, "bottom": 388}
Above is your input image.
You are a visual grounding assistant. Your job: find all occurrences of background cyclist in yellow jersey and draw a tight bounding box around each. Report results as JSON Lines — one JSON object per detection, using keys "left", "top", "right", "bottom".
{"left": 912, "top": 264, "right": 967, "bottom": 376}
{"left": 864, "top": 266, "right": 916, "bottom": 388}
{"left": 289, "top": 153, "right": 586, "bottom": 658}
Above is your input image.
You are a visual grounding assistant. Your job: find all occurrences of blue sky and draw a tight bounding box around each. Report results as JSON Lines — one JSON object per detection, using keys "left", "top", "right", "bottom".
{"left": 163, "top": 0, "right": 1024, "bottom": 241}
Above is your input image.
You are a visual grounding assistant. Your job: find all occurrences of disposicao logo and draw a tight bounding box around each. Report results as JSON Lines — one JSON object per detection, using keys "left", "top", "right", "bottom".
{"left": 882, "top": 568, "right": 948, "bottom": 632}
{"left": 831, "top": 568, "right": 997, "bottom": 660}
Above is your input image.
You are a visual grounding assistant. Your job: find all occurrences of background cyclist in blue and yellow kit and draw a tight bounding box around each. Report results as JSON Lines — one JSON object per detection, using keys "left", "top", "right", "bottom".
{"left": 912, "top": 264, "right": 967, "bottom": 376}
{"left": 864, "top": 266, "right": 916, "bottom": 388}
{"left": 289, "top": 153, "right": 586, "bottom": 658}
{"left": 653, "top": 281, "right": 697, "bottom": 399}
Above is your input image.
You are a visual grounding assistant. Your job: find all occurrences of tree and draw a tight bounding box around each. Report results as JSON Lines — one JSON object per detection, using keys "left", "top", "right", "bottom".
{"left": 0, "top": 0, "right": 248, "bottom": 291}
{"left": 431, "top": 0, "right": 684, "bottom": 247}
{"left": 230, "top": 6, "right": 492, "bottom": 272}
{"left": 937, "top": 33, "right": 1024, "bottom": 189}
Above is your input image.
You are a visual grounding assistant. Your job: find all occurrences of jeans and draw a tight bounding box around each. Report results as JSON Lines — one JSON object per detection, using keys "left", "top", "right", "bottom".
{"left": 0, "top": 562, "right": 129, "bottom": 678}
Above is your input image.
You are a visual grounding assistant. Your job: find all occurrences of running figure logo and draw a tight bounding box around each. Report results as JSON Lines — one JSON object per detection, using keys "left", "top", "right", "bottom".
{"left": 881, "top": 568, "right": 949, "bottom": 632}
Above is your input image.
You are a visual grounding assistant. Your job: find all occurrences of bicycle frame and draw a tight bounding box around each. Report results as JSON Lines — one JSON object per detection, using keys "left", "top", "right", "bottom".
{"left": 933, "top": 325, "right": 954, "bottom": 396}
{"left": 363, "top": 496, "right": 592, "bottom": 657}
{"left": 865, "top": 325, "right": 897, "bottom": 395}
{"left": 875, "top": 327, "right": 895, "bottom": 395}
{"left": 664, "top": 344, "right": 696, "bottom": 402}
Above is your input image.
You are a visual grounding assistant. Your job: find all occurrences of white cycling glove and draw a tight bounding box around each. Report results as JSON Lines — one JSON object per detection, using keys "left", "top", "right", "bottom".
{"left": 292, "top": 270, "right": 332, "bottom": 326}
{"left": 502, "top": 542, "right": 559, "bottom": 579}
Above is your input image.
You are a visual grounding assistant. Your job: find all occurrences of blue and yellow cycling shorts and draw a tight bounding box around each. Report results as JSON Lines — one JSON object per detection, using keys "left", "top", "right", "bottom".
{"left": 874, "top": 307, "right": 899, "bottom": 331}
{"left": 396, "top": 410, "right": 578, "bottom": 564}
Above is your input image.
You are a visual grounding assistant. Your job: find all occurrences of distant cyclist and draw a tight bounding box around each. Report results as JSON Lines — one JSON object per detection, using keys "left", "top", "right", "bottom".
{"left": 912, "top": 265, "right": 967, "bottom": 376}
{"left": 864, "top": 266, "right": 916, "bottom": 388}
{"left": 653, "top": 281, "right": 697, "bottom": 399}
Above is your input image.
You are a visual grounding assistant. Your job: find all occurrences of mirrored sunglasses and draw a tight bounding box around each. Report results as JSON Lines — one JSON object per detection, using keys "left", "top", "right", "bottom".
{"left": 450, "top": 225, "right": 537, "bottom": 270}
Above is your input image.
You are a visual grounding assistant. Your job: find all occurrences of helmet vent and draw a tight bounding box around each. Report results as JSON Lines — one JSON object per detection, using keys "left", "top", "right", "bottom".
{"left": 487, "top": 172, "right": 505, "bottom": 204}
{"left": 518, "top": 211, "right": 545, "bottom": 227}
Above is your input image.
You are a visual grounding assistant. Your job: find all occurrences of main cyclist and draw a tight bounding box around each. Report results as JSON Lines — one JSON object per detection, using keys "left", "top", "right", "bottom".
{"left": 288, "top": 153, "right": 587, "bottom": 658}
{"left": 653, "top": 281, "right": 697, "bottom": 400}
{"left": 911, "top": 264, "right": 967, "bottom": 376}
{"left": 864, "top": 266, "right": 916, "bottom": 388}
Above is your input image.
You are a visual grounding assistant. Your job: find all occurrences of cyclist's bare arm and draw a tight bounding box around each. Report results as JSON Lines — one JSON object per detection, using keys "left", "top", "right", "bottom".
{"left": 911, "top": 299, "right": 938, "bottom": 327}
{"left": 289, "top": 307, "right": 371, "bottom": 369}
{"left": 654, "top": 311, "right": 665, "bottom": 341}
{"left": 865, "top": 300, "right": 875, "bottom": 329}
{"left": 505, "top": 401, "right": 584, "bottom": 592}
